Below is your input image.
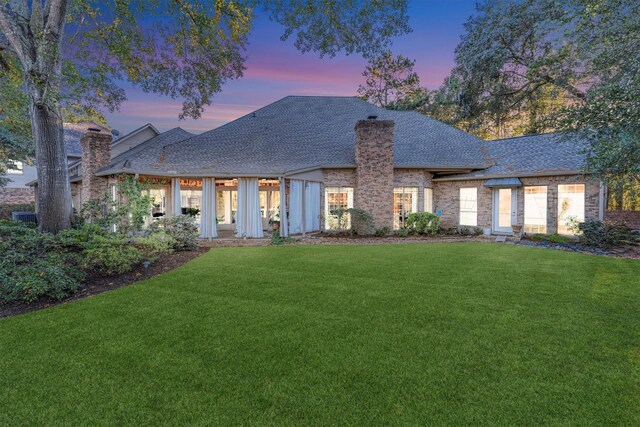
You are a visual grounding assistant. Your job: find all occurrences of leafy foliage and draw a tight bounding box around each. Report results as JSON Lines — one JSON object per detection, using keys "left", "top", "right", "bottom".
{"left": 404, "top": 212, "right": 440, "bottom": 235}
{"left": 148, "top": 215, "right": 199, "bottom": 251}
{"left": 0, "top": 221, "right": 83, "bottom": 304}
{"left": 572, "top": 219, "right": 637, "bottom": 248}
{"left": 347, "top": 208, "right": 376, "bottom": 236}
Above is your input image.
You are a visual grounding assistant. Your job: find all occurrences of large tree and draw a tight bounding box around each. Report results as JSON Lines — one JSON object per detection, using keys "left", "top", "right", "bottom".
{"left": 0, "top": 0, "right": 410, "bottom": 232}
{"left": 357, "top": 50, "right": 424, "bottom": 108}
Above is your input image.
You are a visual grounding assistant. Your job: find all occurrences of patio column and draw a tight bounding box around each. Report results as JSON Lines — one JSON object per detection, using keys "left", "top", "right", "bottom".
{"left": 171, "top": 178, "right": 182, "bottom": 216}
{"left": 199, "top": 178, "right": 218, "bottom": 239}
{"left": 279, "top": 178, "right": 289, "bottom": 237}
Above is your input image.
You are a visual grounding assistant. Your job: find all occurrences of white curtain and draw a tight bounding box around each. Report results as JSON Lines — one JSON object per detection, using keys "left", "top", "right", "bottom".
{"left": 236, "top": 178, "right": 263, "bottom": 238}
{"left": 171, "top": 178, "right": 182, "bottom": 216}
{"left": 289, "top": 180, "right": 304, "bottom": 234}
{"left": 279, "top": 178, "right": 289, "bottom": 237}
{"left": 304, "top": 182, "right": 321, "bottom": 232}
{"left": 199, "top": 178, "right": 218, "bottom": 239}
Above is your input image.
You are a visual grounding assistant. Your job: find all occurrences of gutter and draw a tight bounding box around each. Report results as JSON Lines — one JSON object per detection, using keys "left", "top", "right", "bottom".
{"left": 432, "top": 170, "right": 587, "bottom": 182}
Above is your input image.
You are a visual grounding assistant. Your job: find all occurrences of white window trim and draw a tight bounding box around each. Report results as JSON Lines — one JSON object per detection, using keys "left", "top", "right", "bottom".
{"left": 524, "top": 186, "right": 547, "bottom": 234}
{"left": 393, "top": 187, "right": 419, "bottom": 229}
{"left": 324, "top": 186, "right": 353, "bottom": 230}
{"left": 558, "top": 183, "right": 585, "bottom": 235}
{"left": 424, "top": 188, "right": 433, "bottom": 213}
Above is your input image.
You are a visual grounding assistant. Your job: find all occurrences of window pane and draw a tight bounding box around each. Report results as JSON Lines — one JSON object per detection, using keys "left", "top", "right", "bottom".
{"left": 393, "top": 187, "right": 418, "bottom": 229}
{"left": 424, "top": 188, "right": 433, "bottom": 213}
{"left": 524, "top": 186, "right": 547, "bottom": 234}
{"left": 459, "top": 187, "right": 477, "bottom": 226}
{"left": 558, "top": 184, "right": 585, "bottom": 235}
{"left": 325, "top": 187, "right": 353, "bottom": 230}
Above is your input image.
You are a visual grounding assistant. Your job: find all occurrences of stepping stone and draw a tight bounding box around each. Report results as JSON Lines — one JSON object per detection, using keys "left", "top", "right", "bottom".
{"left": 495, "top": 236, "right": 507, "bottom": 243}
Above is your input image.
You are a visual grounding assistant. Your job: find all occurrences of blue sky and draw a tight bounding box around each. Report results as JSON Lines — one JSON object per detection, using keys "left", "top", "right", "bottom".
{"left": 104, "top": 0, "right": 478, "bottom": 135}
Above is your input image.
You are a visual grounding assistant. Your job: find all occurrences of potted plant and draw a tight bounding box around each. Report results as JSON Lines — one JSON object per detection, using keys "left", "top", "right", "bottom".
{"left": 512, "top": 224, "right": 523, "bottom": 239}
{"left": 270, "top": 208, "right": 280, "bottom": 230}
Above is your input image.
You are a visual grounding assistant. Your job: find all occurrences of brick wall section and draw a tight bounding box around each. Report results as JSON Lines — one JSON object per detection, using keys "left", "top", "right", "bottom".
{"left": 81, "top": 130, "right": 112, "bottom": 203}
{"left": 354, "top": 119, "right": 395, "bottom": 229}
{"left": 0, "top": 188, "right": 35, "bottom": 205}
{"left": 433, "top": 175, "right": 600, "bottom": 234}
{"left": 605, "top": 210, "right": 640, "bottom": 230}
{"left": 394, "top": 169, "right": 433, "bottom": 212}
{"left": 433, "top": 180, "right": 492, "bottom": 230}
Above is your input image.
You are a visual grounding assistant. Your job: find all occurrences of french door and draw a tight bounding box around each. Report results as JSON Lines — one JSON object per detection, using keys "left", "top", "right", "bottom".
{"left": 492, "top": 188, "right": 517, "bottom": 233}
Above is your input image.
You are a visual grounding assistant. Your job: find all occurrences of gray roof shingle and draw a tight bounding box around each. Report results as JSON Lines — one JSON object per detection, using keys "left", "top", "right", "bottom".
{"left": 436, "top": 133, "right": 587, "bottom": 180}
{"left": 64, "top": 122, "right": 112, "bottom": 158}
{"left": 100, "top": 96, "right": 488, "bottom": 176}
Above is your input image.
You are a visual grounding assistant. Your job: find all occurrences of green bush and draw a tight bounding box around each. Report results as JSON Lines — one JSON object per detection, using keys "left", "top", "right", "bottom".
{"left": 395, "top": 227, "right": 410, "bottom": 237}
{"left": 82, "top": 237, "right": 144, "bottom": 276}
{"left": 375, "top": 226, "right": 390, "bottom": 237}
{"left": 148, "top": 215, "right": 199, "bottom": 251}
{"left": 404, "top": 212, "right": 440, "bottom": 235}
{"left": 134, "top": 233, "right": 175, "bottom": 262}
{"left": 348, "top": 208, "right": 376, "bottom": 235}
{"left": 0, "top": 222, "right": 83, "bottom": 304}
{"left": 271, "top": 229, "right": 294, "bottom": 246}
{"left": 529, "top": 233, "right": 574, "bottom": 244}
{"left": 574, "top": 219, "right": 636, "bottom": 248}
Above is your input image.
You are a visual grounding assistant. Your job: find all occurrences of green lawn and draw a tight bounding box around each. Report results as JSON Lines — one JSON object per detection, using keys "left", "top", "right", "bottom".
{"left": 1, "top": 243, "right": 639, "bottom": 425}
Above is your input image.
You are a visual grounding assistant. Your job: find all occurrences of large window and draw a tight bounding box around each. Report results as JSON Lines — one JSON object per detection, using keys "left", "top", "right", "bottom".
{"left": 325, "top": 187, "right": 353, "bottom": 230}
{"left": 459, "top": 187, "right": 478, "bottom": 226}
{"left": 558, "top": 184, "right": 585, "bottom": 235}
{"left": 394, "top": 187, "right": 418, "bottom": 229}
{"left": 524, "top": 186, "right": 547, "bottom": 234}
{"left": 424, "top": 188, "right": 433, "bottom": 213}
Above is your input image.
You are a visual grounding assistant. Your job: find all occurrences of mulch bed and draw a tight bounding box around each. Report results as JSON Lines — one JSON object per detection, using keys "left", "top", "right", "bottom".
{"left": 516, "top": 239, "right": 640, "bottom": 259}
{"left": 0, "top": 248, "right": 208, "bottom": 319}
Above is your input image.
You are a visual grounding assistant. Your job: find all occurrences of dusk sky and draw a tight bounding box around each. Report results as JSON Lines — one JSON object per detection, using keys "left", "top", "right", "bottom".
{"left": 105, "top": 0, "right": 478, "bottom": 135}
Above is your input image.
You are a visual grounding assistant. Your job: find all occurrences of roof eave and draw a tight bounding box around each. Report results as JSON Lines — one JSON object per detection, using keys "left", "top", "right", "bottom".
{"left": 432, "top": 169, "right": 587, "bottom": 182}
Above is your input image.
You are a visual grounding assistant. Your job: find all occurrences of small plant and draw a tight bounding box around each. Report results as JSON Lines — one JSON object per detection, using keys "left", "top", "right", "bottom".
{"left": 529, "top": 233, "right": 573, "bottom": 244}
{"left": 473, "top": 227, "right": 484, "bottom": 236}
{"left": 395, "top": 227, "right": 410, "bottom": 237}
{"left": 271, "top": 229, "right": 294, "bottom": 245}
{"left": 184, "top": 207, "right": 201, "bottom": 217}
{"left": 458, "top": 227, "right": 471, "bottom": 236}
{"left": 375, "top": 226, "right": 390, "bottom": 237}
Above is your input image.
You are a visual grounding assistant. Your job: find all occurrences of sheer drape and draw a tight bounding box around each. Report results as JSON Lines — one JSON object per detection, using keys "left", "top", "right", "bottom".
{"left": 304, "top": 182, "right": 321, "bottom": 231}
{"left": 171, "top": 178, "right": 182, "bottom": 216}
{"left": 199, "top": 178, "right": 218, "bottom": 239}
{"left": 289, "top": 180, "right": 304, "bottom": 234}
{"left": 236, "top": 178, "right": 263, "bottom": 238}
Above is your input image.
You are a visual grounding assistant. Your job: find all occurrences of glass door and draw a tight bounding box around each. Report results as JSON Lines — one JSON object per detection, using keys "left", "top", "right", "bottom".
{"left": 493, "top": 188, "right": 516, "bottom": 233}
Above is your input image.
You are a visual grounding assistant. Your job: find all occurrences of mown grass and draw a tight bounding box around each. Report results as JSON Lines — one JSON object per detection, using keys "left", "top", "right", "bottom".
{"left": 1, "top": 243, "right": 639, "bottom": 425}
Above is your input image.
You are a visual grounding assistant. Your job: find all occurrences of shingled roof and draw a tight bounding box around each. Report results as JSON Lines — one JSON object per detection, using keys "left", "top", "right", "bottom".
{"left": 98, "top": 96, "right": 488, "bottom": 176}
{"left": 435, "top": 133, "right": 587, "bottom": 181}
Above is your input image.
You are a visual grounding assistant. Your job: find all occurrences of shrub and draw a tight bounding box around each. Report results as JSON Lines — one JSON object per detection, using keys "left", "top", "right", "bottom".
{"left": 82, "top": 237, "right": 144, "bottom": 276}
{"left": 0, "top": 222, "right": 83, "bottom": 304}
{"left": 473, "top": 227, "right": 484, "bottom": 236}
{"left": 375, "top": 226, "right": 390, "bottom": 237}
{"left": 404, "top": 212, "right": 440, "bottom": 235}
{"left": 574, "top": 219, "right": 636, "bottom": 248}
{"left": 395, "top": 227, "right": 410, "bottom": 237}
{"left": 271, "top": 229, "right": 293, "bottom": 245}
{"left": 529, "top": 233, "right": 573, "bottom": 244}
{"left": 134, "top": 233, "right": 176, "bottom": 262}
{"left": 348, "top": 208, "right": 376, "bottom": 235}
{"left": 148, "top": 215, "right": 199, "bottom": 251}
{"left": 458, "top": 227, "right": 471, "bottom": 236}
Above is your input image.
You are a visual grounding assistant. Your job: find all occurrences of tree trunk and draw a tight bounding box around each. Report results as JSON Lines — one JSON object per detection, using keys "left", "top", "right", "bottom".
{"left": 31, "top": 100, "right": 72, "bottom": 233}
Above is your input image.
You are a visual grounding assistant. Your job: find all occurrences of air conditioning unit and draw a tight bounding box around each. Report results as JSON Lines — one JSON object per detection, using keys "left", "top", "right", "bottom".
{"left": 11, "top": 211, "right": 37, "bottom": 224}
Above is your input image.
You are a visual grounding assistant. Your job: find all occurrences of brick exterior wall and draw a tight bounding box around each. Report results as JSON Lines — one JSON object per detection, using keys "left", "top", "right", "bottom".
{"left": 394, "top": 169, "right": 433, "bottom": 213}
{"left": 354, "top": 119, "right": 395, "bottom": 229}
{"left": 81, "top": 130, "right": 112, "bottom": 203}
{"left": 605, "top": 210, "right": 640, "bottom": 230}
{"left": 433, "top": 175, "right": 601, "bottom": 234}
{"left": 0, "top": 187, "right": 35, "bottom": 205}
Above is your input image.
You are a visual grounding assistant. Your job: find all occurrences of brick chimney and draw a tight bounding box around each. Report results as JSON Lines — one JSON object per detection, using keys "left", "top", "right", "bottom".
{"left": 81, "top": 127, "right": 112, "bottom": 202}
{"left": 354, "top": 117, "right": 395, "bottom": 229}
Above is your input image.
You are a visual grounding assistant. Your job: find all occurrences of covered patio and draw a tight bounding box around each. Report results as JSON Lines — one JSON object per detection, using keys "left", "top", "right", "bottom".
{"left": 144, "top": 176, "right": 322, "bottom": 239}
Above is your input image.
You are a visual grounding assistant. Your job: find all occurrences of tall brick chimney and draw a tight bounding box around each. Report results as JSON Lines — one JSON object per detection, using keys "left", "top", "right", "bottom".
{"left": 81, "top": 127, "right": 112, "bottom": 203}
{"left": 354, "top": 117, "right": 395, "bottom": 229}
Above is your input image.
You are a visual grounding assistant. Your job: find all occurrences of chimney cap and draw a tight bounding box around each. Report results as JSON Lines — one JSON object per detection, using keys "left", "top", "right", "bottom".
{"left": 367, "top": 115, "right": 378, "bottom": 120}
{"left": 87, "top": 127, "right": 102, "bottom": 133}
